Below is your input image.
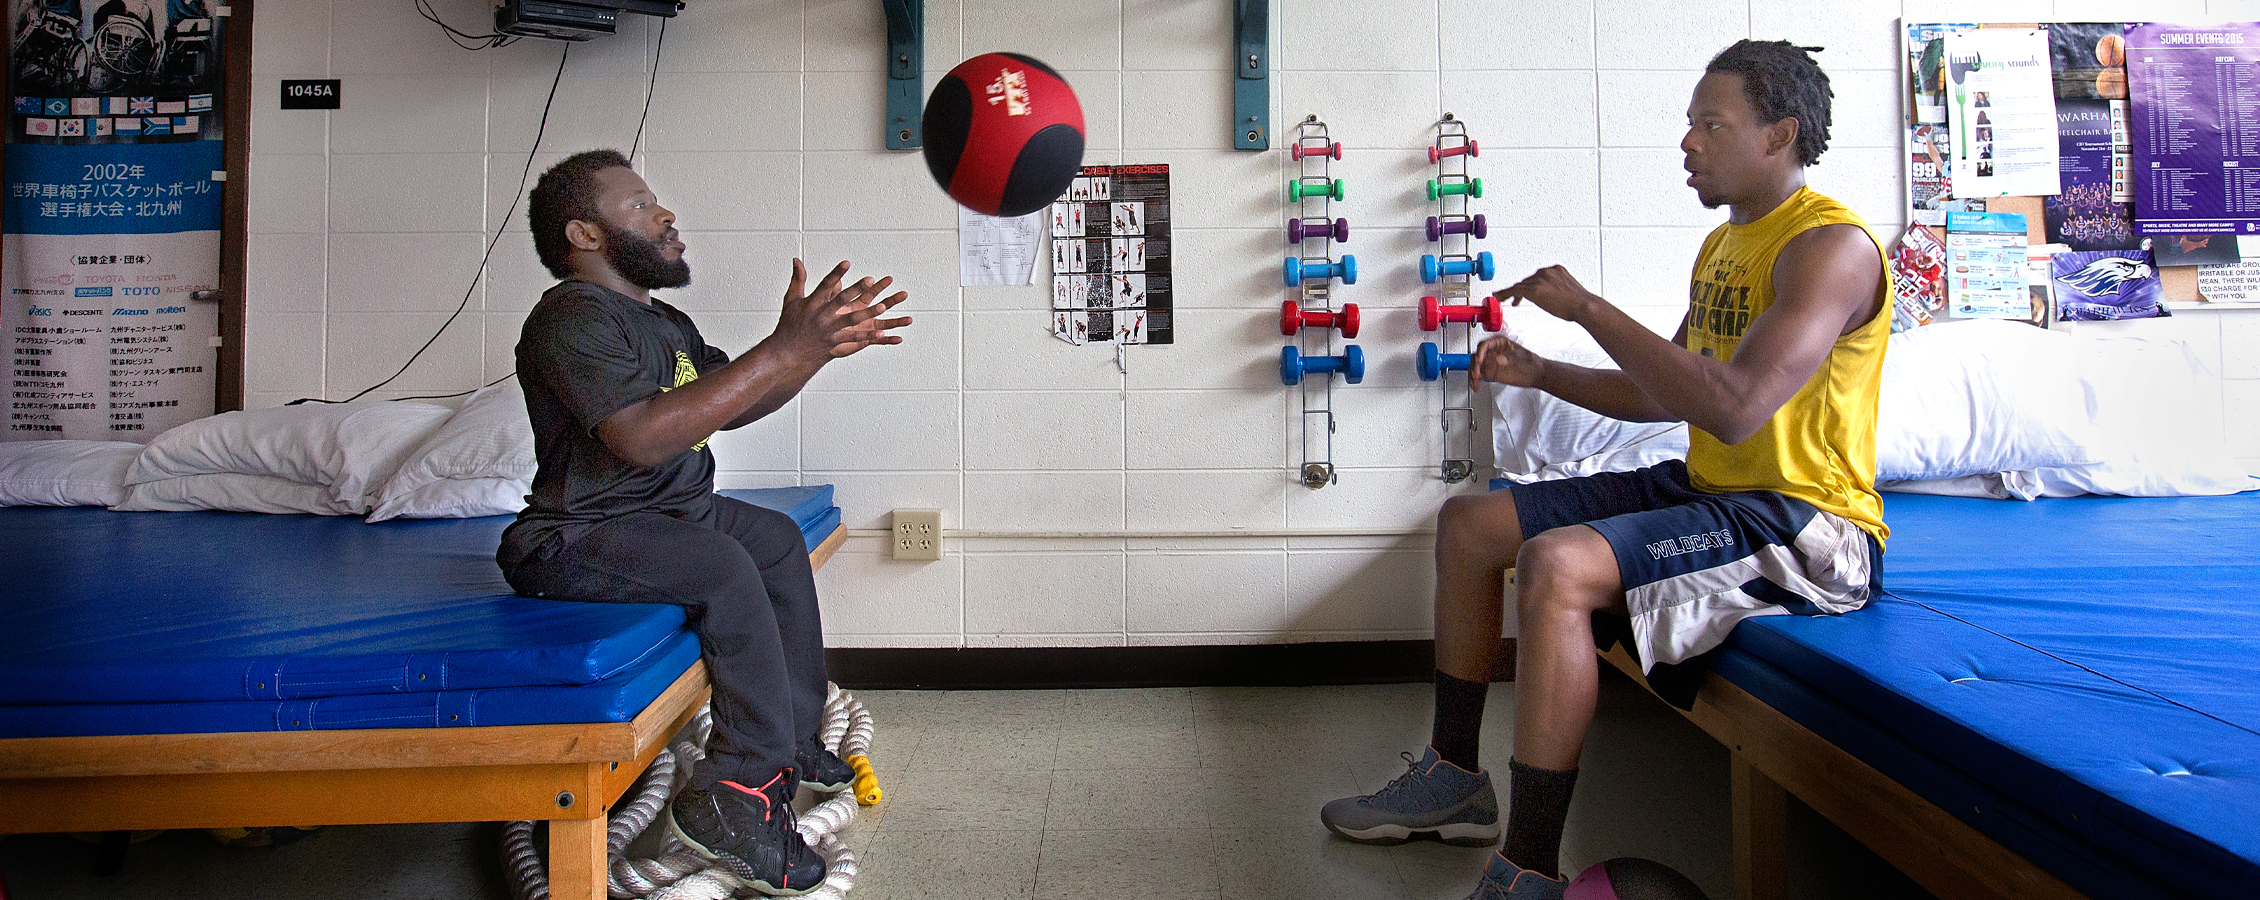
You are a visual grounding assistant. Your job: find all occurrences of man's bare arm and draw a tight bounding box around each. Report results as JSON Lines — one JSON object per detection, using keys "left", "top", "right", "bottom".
{"left": 1494, "top": 224, "right": 1881, "bottom": 444}
{"left": 596, "top": 261, "right": 909, "bottom": 466}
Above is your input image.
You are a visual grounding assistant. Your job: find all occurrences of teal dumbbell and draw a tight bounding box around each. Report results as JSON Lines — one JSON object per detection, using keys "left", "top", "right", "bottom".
{"left": 1284, "top": 255, "right": 1358, "bottom": 287}
{"left": 1420, "top": 251, "right": 1494, "bottom": 284}
{"left": 1425, "top": 177, "right": 1483, "bottom": 200}
{"left": 1281, "top": 344, "right": 1365, "bottom": 385}
{"left": 1417, "top": 342, "right": 1472, "bottom": 381}
{"left": 1288, "top": 178, "right": 1347, "bottom": 202}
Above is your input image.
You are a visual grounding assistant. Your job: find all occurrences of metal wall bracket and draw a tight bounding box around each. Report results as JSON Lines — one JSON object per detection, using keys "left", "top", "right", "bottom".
{"left": 1232, "top": 0, "right": 1268, "bottom": 150}
{"left": 883, "top": 0, "right": 923, "bottom": 149}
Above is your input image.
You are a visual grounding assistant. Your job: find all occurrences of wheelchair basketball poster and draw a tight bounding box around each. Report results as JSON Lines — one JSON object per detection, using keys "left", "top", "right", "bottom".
{"left": 4, "top": 0, "right": 226, "bottom": 442}
{"left": 1049, "top": 164, "right": 1172, "bottom": 345}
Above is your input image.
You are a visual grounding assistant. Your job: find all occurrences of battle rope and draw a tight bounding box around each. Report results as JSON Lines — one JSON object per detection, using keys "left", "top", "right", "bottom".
{"left": 503, "top": 683, "right": 880, "bottom": 900}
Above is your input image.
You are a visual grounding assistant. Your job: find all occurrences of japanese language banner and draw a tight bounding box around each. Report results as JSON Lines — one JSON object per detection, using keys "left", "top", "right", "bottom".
{"left": 5, "top": 0, "right": 225, "bottom": 442}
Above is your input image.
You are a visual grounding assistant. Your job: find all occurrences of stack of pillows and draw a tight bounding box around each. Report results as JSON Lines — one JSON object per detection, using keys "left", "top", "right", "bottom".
{"left": 1491, "top": 316, "right": 2255, "bottom": 498}
{"left": 0, "top": 380, "right": 535, "bottom": 521}
{"left": 3, "top": 317, "right": 2253, "bottom": 520}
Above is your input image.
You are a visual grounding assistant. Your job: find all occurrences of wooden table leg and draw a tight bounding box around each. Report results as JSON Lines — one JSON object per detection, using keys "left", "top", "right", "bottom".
{"left": 550, "top": 816, "right": 609, "bottom": 900}
{"left": 1732, "top": 751, "right": 1790, "bottom": 900}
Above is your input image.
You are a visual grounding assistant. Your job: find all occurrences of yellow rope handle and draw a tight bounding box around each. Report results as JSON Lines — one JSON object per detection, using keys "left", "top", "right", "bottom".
{"left": 847, "top": 754, "right": 882, "bottom": 805}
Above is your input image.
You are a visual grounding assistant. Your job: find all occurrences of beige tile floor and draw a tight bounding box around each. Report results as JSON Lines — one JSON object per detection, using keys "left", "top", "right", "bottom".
{"left": 0, "top": 672, "right": 1934, "bottom": 900}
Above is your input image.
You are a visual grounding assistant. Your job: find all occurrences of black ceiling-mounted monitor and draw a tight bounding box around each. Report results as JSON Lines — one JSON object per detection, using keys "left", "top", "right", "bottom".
{"left": 495, "top": 0, "right": 683, "bottom": 42}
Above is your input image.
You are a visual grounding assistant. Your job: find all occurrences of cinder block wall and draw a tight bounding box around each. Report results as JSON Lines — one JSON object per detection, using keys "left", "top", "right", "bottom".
{"left": 244, "top": 0, "right": 2260, "bottom": 648}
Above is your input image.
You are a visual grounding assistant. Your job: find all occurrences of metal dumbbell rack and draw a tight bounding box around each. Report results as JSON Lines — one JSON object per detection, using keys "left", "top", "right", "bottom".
{"left": 1282, "top": 115, "right": 1359, "bottom": 490}
{"left": 1418, "top": 114, "right": 1492, "bottom": 485}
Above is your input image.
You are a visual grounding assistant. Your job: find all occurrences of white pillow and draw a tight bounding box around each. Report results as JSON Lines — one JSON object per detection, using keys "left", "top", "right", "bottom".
{"left": 368, "top": 476, "right": 528, "bottom": 522}
{"left": 2026, "top": 336, "right": 2257, "bottom": 497}
{"left": 367, "top": 380, "right": 535, "bottom": 521}
{"left": 1875, "top": 320, "right": 2104, "bottom": 481}
{"left": 0, "top": 440, "right": 141, "bottom": 507}
{"left": 127, "top": 400, "right": 454, "bottom": 512}
{"left": 112, "top": 472, "right": 361, "bottom": 515}
{"left": 1489, "top": 313, "right": 1687, "bottom": 480}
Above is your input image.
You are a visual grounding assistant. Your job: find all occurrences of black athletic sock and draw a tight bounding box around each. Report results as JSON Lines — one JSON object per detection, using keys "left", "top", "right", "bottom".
{"left": 1502, "top": 758, "right": 1579, "bottom": 879}
{"left": 1429, "top": 669, "right": 1489, "bottom": 771}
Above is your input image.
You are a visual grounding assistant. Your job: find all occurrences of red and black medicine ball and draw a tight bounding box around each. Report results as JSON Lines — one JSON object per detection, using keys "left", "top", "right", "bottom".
{"left": 1565, "top": 857, "right": 1710, "bottom": 900}
{"left": 922, "top": 52, "right": 1085, "bottom": 218}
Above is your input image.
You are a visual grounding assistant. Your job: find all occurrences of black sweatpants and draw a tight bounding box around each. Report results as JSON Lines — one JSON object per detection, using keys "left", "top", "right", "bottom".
{"left": 500, "top": 494, "right": 826, "bottom": 790}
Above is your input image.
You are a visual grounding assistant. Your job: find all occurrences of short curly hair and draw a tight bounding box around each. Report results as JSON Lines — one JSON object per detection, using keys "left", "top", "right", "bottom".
{"left": 528, "top": 149, "right": 632, "bottom": 279}
{"left": 1706, "top": 40, "right": 1833, "bottom": 167}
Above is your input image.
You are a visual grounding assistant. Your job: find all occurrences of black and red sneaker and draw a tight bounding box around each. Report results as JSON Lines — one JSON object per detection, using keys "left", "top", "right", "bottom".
{"left": 796, "top": 741, "right": 856, "bottom": 793}
{"left": 667, "top": 769, "right": 827, "bottom": 896}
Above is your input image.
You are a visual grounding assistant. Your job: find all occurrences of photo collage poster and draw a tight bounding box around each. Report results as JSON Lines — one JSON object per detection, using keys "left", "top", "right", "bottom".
{"left": 1049, "top": 164, "right": 1171, "bottom": 345}
{"left": 4, "top": 0, "right": 227, "bottom": 441}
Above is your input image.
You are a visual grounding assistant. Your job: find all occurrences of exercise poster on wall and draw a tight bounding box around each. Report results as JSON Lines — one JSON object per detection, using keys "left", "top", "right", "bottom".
{"left": 1049, "top": 164, "right": 1171, "bottom": 345}
{"left": 3, "top": 0, "right": 226, "bottom": 442}
{"left": 2125, "top": 21, "right": 2260, "bottom": 235}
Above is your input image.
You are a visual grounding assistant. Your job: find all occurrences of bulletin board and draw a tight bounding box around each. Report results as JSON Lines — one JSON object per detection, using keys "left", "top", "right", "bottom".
{"left": 1899, "top": 20, "right": 2260, "bottom": 323}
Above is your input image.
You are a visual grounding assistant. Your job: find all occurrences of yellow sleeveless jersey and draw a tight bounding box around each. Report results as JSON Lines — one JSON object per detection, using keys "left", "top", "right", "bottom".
{"left": 1682, "top": 186, "right": 1892, "bottom": 546}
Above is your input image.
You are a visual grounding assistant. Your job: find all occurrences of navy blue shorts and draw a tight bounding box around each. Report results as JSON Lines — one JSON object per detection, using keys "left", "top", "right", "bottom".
{"left": 1509, "top": 460, "right": 1882, "bottom": 672}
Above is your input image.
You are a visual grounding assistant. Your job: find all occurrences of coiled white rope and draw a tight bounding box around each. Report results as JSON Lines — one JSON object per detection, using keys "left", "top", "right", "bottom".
{"left": 504, "top": 683, "right": 877, "bottom": 900}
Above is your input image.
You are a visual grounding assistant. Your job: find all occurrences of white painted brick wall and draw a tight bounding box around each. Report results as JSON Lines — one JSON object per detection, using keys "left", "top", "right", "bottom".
{"left": 245, "top": 0, "right": 2260, "bottom": 647}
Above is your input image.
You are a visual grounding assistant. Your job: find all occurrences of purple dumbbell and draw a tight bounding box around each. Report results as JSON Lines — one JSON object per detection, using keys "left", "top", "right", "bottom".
{"left": 1288, "top": 217, "right": 1351, "bottom": 244}
{"left": 1424, "top": 214, "right": 1488, "bottom": 243}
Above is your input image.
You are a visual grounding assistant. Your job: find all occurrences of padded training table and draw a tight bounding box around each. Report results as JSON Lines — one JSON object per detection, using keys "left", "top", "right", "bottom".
{"left": 1600, "top": 492, "right": 2260, "bottom": 900}
{"left": 0, "top": 486, "right": 846, "bottom": 900}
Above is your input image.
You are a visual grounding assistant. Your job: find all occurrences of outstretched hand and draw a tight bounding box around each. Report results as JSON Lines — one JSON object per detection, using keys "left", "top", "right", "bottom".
{"left": 1467, "top": 333, "right": 1547, "bottom": 391}
{"left": 777, "top": 259, "right": 912, "bottom": 359}
{"left": 1491, "top": 264, "right": 1602, "bottom": 324}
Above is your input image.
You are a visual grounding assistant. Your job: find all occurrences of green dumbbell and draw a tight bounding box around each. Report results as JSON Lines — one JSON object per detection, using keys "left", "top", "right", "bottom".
{"left": 1288, "top": 178, "right": 1347, "bottom": 203}
{"left": 1425, "top": 177, "right": 1483, "bottom": 201}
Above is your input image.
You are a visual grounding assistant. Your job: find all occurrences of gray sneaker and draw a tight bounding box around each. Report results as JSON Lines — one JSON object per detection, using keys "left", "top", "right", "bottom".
{"left": 1320, "top": 746, "right": 1500, "bottom": 846}
{"left": 1463, "top": 851, "right": 1566, "bottom": 900}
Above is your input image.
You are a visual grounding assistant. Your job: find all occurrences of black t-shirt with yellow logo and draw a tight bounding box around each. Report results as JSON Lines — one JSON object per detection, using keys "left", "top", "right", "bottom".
{"left": 499, "top": 280, "right": 731, "bottom": 570}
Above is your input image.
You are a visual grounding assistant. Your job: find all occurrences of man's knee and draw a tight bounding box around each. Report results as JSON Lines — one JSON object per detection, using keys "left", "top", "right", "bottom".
{"left": 1438, "top": 492, "right": 1522, "bottom": 554}
{"left": 1515, "top": 527, "right": 1621, "bottom": 614}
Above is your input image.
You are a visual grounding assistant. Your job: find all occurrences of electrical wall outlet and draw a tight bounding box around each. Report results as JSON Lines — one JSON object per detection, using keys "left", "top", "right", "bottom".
{"left": 890, "top": 509, "right": 942, "bottom": 561}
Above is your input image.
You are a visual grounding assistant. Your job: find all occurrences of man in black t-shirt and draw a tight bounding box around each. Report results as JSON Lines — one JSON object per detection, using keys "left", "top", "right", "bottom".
{"left": 499, "top": 149, "right": 908, "bottom": 897}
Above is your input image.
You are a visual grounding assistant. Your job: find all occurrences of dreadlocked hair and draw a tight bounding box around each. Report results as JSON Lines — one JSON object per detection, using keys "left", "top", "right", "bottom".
{"left": 1706, "top": 40, "right": 1833, "bottom": 167}
{"left": 529, "top": 149, "right": 632, "bottom": 279}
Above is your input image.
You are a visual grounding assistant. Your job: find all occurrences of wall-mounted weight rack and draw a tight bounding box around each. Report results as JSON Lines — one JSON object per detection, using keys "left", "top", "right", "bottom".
{"left": 1281, "top": 115, "right": 1359, "bottom": 490}
{"left": 1416, "top": 115, "right": 1496, "bottom": 485}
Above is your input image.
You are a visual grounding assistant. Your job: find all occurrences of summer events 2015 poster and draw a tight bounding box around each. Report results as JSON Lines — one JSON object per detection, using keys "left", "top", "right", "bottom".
{"left": 2125, "top": 21, "right": 2260, "bottom": 235}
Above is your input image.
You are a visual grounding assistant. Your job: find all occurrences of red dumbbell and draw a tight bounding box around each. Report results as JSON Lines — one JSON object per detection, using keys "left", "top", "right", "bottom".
{"left": 1419, "top": 295, "right": 1502, "bottom": 332}
{"left": 1282, "top": 300, "right": 1361, "bottom": 338}
{"left": 1428, "top": 139, "right": 1479, "bottom": 163}
{"left": 1288, "top": 217, "right": 1351, "bottom": 244}
{"left": 1292, "top": 140, "right": 1344, "bottom": 160}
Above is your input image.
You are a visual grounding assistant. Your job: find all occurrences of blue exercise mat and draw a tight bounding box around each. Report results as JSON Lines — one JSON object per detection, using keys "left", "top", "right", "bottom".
{"left": 0, "top": 631, "right": 704, "bottom": 738}
{"left": 1723, "top": 492, "right": 2260, "bottom": 900}
{"left": 0, "top": 485, "right": 835, "bottom": 710}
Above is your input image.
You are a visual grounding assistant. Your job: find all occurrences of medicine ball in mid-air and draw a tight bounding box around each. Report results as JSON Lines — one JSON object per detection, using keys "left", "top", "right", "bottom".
{"left": 922, "top": 52, "right": 1085, "bottom": 217}
{"left": 1565, "top": 857, "right": 1710, "bottom": 900}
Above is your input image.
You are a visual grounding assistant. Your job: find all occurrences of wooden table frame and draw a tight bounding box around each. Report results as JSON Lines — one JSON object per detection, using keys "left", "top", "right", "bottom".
{"left": 0, "top": 526, "right": 846, "bottom": 900}
{"left": 1599, "top": 645, "right": 2091, "bottom": 900}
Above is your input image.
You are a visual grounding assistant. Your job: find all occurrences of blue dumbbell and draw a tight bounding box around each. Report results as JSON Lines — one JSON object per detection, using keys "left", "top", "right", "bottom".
{"left": 1419, "top": 251, "right": 1495, "bottom": 284}
{"left": 1418, "top": 342, "right": 1472, "bottom": 381}
{"left": 1284, "top": 255, "right": 1358, "bottom": 287}
{"left": 1281, "top": 344, "right": 1365, "bottom": 385}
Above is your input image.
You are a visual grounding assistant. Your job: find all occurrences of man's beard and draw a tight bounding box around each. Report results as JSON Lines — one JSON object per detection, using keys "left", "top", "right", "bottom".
{"left": 604, "top": 222, "right": 691, "bottom": 290}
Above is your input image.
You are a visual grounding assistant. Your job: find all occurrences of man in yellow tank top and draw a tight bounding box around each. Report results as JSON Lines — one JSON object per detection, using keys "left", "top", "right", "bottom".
{"left": 1318, "top": 42, "right": 1890, "bottom": 900}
